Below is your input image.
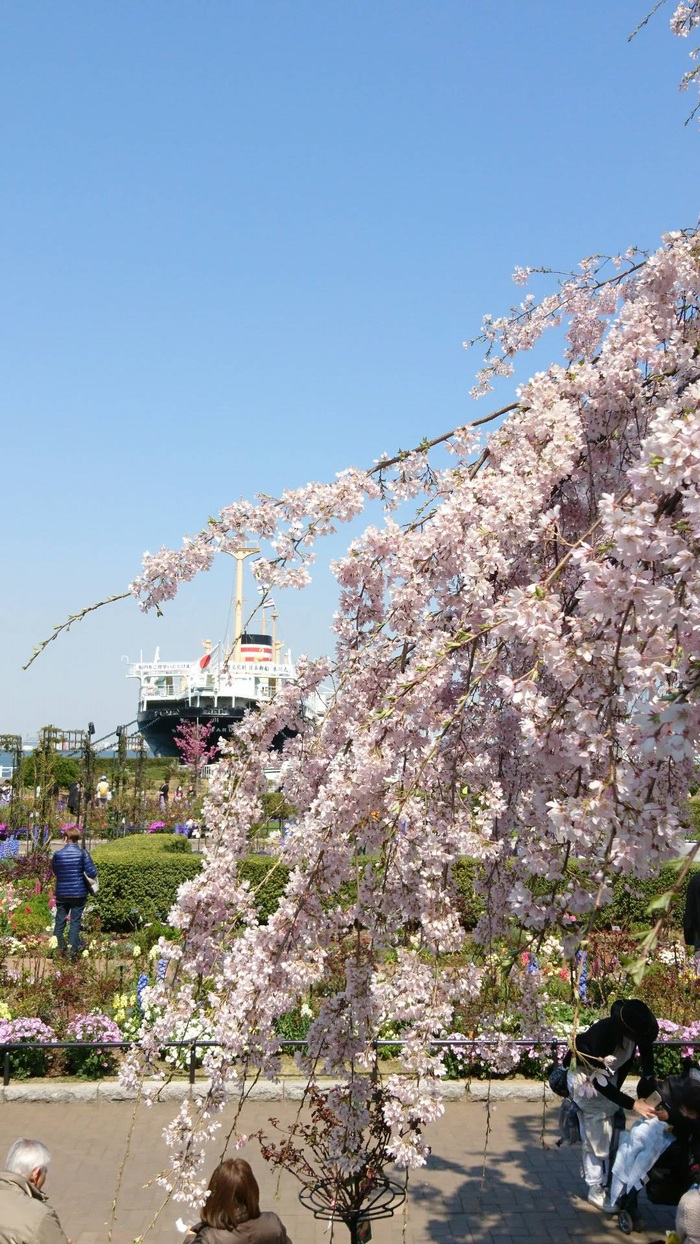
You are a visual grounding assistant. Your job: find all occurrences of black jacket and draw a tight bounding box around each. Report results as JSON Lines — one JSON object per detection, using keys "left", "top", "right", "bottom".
{"left": 659, "top": 1073, "right": 700, "bottom": 1160}
{"left": 684, "top": 871, "right": 700, "bottom": 946}
{"left": 563, "top": 1015, "right": 656, "bottom": 1109}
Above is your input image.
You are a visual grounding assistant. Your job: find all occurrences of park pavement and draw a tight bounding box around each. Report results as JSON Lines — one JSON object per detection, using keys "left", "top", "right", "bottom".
{"left": 0, "top": 1096, "right": 672, "bottom": 1244}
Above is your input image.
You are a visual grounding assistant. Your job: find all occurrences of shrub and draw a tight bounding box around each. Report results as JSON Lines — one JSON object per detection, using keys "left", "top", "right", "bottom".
{"left": 450, "top": 859, "right": 485, "bottom": 929}
{"left": 64, "top": 1012, "right": 124, "bottom": 1078}
{"left": 0, "top": 1017, "right": 56, "bottom": 1078}
{"left": 238, "top": 855, "right": 289, "bottom": 923}
{"left": 96, "top": 834, "right": 191, "bottom": 855}
{"left": 9, "top": 892, "right": 52, "bottom": 939}
{"left": 275, "top": 1002, "right": 314, "bottom": 1044}
{"left": 448, "top": 856, "right": 700, "bottom": 935}
{"left": 604, "top": 866, "right": 683, "bottom": 929}
{"left": 93, "top": 836, "right": 201, "bottom": 930}
{"left": 133, "top": 919, "right": 181, "bottom": 955}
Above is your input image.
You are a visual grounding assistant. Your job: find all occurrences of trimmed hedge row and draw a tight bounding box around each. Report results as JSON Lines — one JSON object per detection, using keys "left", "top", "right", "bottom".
{"left": 92, "top": 838, "right": 291, "bottom": 931}
{"left": 91, "top": 832, "right": 696, "bottom": 934}
{"left": 93, "top": 836, "right": 201, "bottom": 929}
{"left": 238, "top": 855, "right": 289, "bottom": 922}
{"left": 450, "top": 859, "right": 698, "bottom": 932}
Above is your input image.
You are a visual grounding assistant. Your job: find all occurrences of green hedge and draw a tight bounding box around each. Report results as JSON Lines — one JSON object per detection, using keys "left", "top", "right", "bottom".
{"left": 95, "top": 834, "right": 191, "bottom": 855}
{"left": 93, "top": 836, "right": 201, "bottom": 929}
{"left": 92, "top": 833, "right": 695, "bottom": 936}
{"left": 92, "top": 839, "right": 291, "bottom": 930}
{"left": 238, "top": 855, "right": 290, "bottom": 922}
{"left": 448, "top": 858, "right": 698, "bottom": 933}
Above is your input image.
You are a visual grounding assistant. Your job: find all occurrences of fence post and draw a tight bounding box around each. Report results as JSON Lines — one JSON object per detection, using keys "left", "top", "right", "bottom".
{"left": 3, "top": 1048, "right": 10, "bottom": 1087}
{"left": 189, "top": 1043, "right": 196, "bottom": 1085}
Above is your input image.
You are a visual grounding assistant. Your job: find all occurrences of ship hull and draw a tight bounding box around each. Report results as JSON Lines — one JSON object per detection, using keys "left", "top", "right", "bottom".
{"left": 137, "top": 703, "right": 295, "bottom": 758}
{"left": 137, "top": 704, "right": 248, "bottom": 758}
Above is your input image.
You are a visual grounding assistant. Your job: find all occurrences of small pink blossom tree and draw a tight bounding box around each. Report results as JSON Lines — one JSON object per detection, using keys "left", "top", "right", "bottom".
{"left": 172, "top": 720, "right": 219, "bottom": 795}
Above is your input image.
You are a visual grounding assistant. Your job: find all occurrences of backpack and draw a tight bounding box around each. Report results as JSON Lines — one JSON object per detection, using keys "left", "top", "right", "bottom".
{"left": 548, "top": 1064, "right": 570, "bottom": 1098}
{"left": 557, "top": 1097, "right": 581, "bottom": 1147}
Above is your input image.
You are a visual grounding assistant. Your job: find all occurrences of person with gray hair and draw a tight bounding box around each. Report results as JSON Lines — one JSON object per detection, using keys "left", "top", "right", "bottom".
{"left": 0, "top": 1138, "right": 69, "bottom": 1244}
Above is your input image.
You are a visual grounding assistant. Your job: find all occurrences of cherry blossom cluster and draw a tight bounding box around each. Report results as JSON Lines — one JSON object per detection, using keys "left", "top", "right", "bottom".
{"left": 670, "top": 2, "right": 700, "bottom": 114}
{"left": 122, "top": 223, "right": 700, "bottom": 1204}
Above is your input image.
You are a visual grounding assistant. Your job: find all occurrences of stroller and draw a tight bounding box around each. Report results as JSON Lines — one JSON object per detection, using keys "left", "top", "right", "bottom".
{"left": 609, "top": 1116, "right": 694, "bottom": 1234}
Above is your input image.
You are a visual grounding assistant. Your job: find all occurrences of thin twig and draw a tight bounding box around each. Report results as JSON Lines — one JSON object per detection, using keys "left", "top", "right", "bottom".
{"left": 369, "top": 403, "right": 518, "bottom": 474}
{"left": 23, "top": 591, "right": 132, "bottom": 671}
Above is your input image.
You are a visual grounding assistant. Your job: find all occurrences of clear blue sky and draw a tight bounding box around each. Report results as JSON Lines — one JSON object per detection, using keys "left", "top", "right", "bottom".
{"left": 1, "top": 0, "right": 697, "bottom": 740}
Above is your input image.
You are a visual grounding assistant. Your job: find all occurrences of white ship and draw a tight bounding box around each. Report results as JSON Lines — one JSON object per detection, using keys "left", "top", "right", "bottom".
{"left": 127, "top": 549, "right": 318, "bottom": 757}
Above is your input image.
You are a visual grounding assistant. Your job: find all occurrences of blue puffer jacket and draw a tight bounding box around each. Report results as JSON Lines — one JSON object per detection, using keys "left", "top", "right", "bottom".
{"left": 51, "top": 842, "right": 97, "bottom": 898}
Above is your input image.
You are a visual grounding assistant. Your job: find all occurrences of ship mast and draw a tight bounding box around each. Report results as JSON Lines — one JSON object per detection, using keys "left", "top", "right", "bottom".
{"left": 229, "top": 547, "right": 259, "bottom": 662}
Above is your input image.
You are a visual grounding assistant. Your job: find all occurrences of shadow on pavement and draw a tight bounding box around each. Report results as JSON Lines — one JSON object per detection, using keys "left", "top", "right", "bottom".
{"left": 406, "top": 1099, "right": 672, "bottom": 1243}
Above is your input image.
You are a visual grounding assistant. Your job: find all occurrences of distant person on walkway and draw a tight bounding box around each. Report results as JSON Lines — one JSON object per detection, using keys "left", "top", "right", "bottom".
{"left": 159, "top": 781, "right": 169, "bottom": 810}
{"left": 175, "top": 784, "right": 184, "bottom": 801}
{"left": 95, "top": 775, "right": 110, "bottom": 806}
{"left": 0, "top": 1138, "right": 69, "bottom": 1244}
{"left": 51, "top": 825, "right": 97, "bottom": 957}
{"left": 564, "top": 999, "right": 659, "bottom": 1209}
{"left": 684, "top": 871, "right": 700, "bottom": 972}
{"left": 66, "top": 781, "right": 81, "bottom": 818}
{"left": 185, "top": 1158, "right": 292, "bottom": 1244}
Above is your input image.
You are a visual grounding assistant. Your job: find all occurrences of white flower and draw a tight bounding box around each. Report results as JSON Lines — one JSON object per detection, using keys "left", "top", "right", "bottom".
{"left": 133, "top": 945, "right": 142, "bottom": 958}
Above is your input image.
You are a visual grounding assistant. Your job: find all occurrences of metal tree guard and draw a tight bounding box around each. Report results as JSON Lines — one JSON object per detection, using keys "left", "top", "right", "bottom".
{"left": 299, "top": 1173, "right": 406, "bottom": 1244}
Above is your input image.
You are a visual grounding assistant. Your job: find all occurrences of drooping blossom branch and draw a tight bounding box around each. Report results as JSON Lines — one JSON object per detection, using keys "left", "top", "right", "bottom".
{"left": 110, "top": 223, "right": 700, "bottom": 1211}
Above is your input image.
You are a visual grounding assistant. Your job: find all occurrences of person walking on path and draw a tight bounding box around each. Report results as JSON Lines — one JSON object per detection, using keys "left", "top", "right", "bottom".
{"left": 565, "top": 998, "right": 659, "bottom": 1209}
{"left": 51, "top": 824, "right": 97, "bottom": 957}
{"left": 159, "top": 781, "right": 169, "bottom": 811}
{"left": 0, "top": 1138, "right": 69, "bottom": 1244}
{"left": 66, "top": 780, "right": 81, "bottom": 818}
{"left": 95, "top": 775, "right": 110, "bottom": 806}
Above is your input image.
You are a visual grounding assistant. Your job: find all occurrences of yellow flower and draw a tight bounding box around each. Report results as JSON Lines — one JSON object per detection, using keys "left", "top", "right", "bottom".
{"left": 82, "top": 949, "right": 89, "bottom": 958}
{"left": 132, "top": 945, "right": 142, "bottom": 958}
{"left": 48, "top": 936, "right": 58, "bottom": 950}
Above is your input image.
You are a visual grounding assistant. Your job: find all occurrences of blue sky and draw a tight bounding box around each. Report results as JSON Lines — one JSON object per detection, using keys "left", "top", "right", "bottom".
{"left": 1, "top": 0, "right": 697, "bottom": 740}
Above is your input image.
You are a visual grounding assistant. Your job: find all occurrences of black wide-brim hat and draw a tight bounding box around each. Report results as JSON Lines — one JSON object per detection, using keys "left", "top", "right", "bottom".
{"left": 611, "top": 999, "right": 659, "bottom": 1042}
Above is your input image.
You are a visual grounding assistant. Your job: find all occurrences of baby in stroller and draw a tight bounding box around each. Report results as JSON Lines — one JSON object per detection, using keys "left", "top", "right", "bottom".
{"left": 610, "top": 1065, "right": 700, "bottom": 1234}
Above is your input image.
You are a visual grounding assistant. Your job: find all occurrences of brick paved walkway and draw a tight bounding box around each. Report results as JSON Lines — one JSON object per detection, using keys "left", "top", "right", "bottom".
{"left": 0, "top": 1098, "right": 672, "bottom": 1243}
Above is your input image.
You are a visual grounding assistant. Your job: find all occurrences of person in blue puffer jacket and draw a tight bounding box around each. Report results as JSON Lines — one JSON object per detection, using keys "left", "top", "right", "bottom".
{"left": 51, "top": 825, "right": 98, "bottom": 956}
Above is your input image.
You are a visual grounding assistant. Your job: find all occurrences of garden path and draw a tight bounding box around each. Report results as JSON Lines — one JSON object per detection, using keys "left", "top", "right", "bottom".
{"left": 0, "top": 1098, "right": 670, "bottom": 1243}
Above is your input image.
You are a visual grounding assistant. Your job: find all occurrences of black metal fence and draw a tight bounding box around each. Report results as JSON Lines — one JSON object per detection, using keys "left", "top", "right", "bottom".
{"left": 3, "top": 1036, "right": 700, "bottom": 1088}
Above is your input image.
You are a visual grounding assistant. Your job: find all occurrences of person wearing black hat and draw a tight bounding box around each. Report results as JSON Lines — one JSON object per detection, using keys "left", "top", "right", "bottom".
{"left": 564, "top": 999, "right": 659, "bottom": 1209}
{"left": 684, "top": 871, "right": 700, "bottom": 972}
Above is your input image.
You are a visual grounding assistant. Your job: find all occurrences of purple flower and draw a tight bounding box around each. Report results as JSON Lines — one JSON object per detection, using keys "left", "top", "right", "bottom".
{"left": 0, "top": 1018, "right": 57, "bottom": 1043}
{"left": 66, "top": 1012, "right": 123, "bottom": 1043}
{"left": 136, "top": 972, "right": 150, "bottom": 1010}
